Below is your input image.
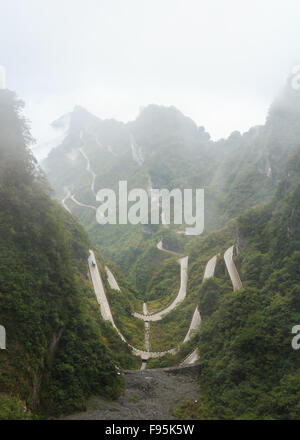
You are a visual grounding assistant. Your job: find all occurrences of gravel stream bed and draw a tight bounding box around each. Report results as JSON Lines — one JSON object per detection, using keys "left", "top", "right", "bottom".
{"left": 63, "top": 366, "right": 200, "bottom": 420}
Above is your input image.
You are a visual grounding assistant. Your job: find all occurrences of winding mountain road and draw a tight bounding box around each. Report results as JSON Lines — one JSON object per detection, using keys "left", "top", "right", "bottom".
{"left": 183, "top": 307, "right": 201, "bottom": 343}
{"left": 156, "top": 240, "right": 180, "bottom": 256}
{"left": 88, "top": 251, "right": 118, "bottom": 325}
{"left": 181, "top": 253, "right": 218, "bottom": 358}
{"left": 62, "top": 188, "right": 72, "bottom": 214}
{"left": 88, "top": 250, "right": 180, "bottom": 360}
{"left": 79, "top": 148, "right": 97, "bottom": 196}
{"left": 133, "top": 255, "right": 188, "bottom": 322}
{"left": 203, "top": 254, "right": 218, "bottom": 280}
{"left": 88, "top": 245, "right": 242, "bottom": 366}
{"left": 0, "top": 325, "right": 6, "bottom": 350}
{"left": 105, "top": 266, "right": 121, "bottom": 291}
{"left": 181, "top": 349, "right": 199, "bottom": 366}
{"left": 224, "top": 246, "right": 243, "bottom": 291}
{"left": 65, "top": 141, "right": 244, "bottom": 367}
{"left": 143, "top": 303, "right": 151, "bottom": 352}
{"left": 70, "top": 194, "right": 96, "bottom": 211}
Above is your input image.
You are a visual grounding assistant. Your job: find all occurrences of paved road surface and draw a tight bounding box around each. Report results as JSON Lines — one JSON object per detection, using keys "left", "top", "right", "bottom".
{"left": 181, "top": 253, "right": 219, "bottom": 362}
{"left": 88, "top": 250, "right": 116, "bottom": 323}
{"left": 224, "top": 246, "right": 243, "bottom": 291}
{"left": 143, "top": 302, "right": 148, "bottom": 315}
{"left": 143, "top": 303, "right": 151, "bottom": 352}
{"left": 144, "top": 322, "right": 150, "bottom": 352}
{"left": 156, "top": 240, "right": 180, "bottom": 256}
{"left": 105, "top": 266, "right": 121, "bottom": 291}
{"left": 88, "top": 251, "right": 179, "bottom": 360}
{"left": 0, "top": 325, "right": 6, "bottom": 350}
{"left": 140, "top": 361, "right": 147, "bottom": 370}
{"left": 130, "top": 346, "right": 178, "bottom": 360}
{"left": 183, "top": 307, "right": 201, "bottom": 343}
{"left": 70, "top": 194, "right": 96, "bottom": 211}
{"left": 62, "top": 188, "right": 72, "bottom": 214}
{"left": 203, "top": 254, "right": 218, "bottom": 280}
{"left": 180, "top": 349, "right": 199, "bottom": 366}
{"left": 79, "top": 148, "right": 97, "bottom": 196}
{"left": 66, "top": 148, "right": 243, "bottom": 368}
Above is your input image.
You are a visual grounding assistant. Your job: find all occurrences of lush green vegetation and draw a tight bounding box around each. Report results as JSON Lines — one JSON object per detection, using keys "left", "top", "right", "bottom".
{"left": 44, "top": 89, "right": 300, "bottom": 271}
{"left": 130, "top": 236, "right": 172, "bottom": 297}
{"left": 0, "top": 396, "right": 33, "bottom": 420}
{"left": 42, "top": 86, "right": 300, "bottom": 420}
{"left": 147, "top": 334, "right": 199, "bottom": 369}
{"left": 93, "top": 252, "right": 145, "bottom": 350}
{"left": 0, "top": 90, "right": 139, "bottom": 419}
{"left": 150, "top": 302, "right": 195, "bottom": 352}
{"left": 146, "top": 256, "right": 180, "bottom": 306}
{"left": 175, "top": 150, "right": 300, "bottom": 419}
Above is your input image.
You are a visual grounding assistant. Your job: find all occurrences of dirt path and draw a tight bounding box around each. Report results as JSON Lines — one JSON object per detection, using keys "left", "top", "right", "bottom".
{"left": 62, "top": 366, "right": 200, "bottom": 420}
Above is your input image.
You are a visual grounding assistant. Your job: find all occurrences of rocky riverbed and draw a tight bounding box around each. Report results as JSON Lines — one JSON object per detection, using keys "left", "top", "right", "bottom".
{"left": 63, "top": 365, "right": 200, "bottom": 420}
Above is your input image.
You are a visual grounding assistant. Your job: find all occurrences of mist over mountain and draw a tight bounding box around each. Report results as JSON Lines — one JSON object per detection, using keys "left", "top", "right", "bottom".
{"left": 0, "top": 90, "right": 136, "bottom": 418}
{"left": 2, "top": 0, "right": 300, "bottom": 423}
{"left": 1, "top": 77, "right": 300, "bottom": 420}
{"left": 43, "top": 81, "right": 300, "bottom": 238}
{"left": 37, "top": 81, "right": 300, "bottom": 419}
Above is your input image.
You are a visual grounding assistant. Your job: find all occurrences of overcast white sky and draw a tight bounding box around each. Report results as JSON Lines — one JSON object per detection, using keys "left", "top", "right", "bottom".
{"left": 1, "top": 0, "right": 300, "bottom": 148}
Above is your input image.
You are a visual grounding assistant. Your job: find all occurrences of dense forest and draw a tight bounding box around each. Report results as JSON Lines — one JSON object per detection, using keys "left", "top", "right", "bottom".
{"left": 175, "top": 150, "right": 300, "bottom": 419}
{"left": 0, "top": 90, "right": 138, "bottom": 419}
{"left": 1, "top": 76, "right": 300, "bottom": 420}
{"left": 42, "top": 80, "right": 300, "bottom": 419}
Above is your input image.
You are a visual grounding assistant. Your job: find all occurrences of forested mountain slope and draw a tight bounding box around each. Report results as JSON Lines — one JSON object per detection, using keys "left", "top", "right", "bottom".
{"left": 0, "top": 90, "right": 137, "bottom": 419}
{"left": 174, "top": 149, "right": 300, "bottom": 419}
{"left": 43, "top": 83, "right": 300, "bottom": 275}
{"left": 40, "top": 82, "right": 300, "bottom": 419}
{"left": 41, "top": 85, "right": 298, "bottom": 342}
